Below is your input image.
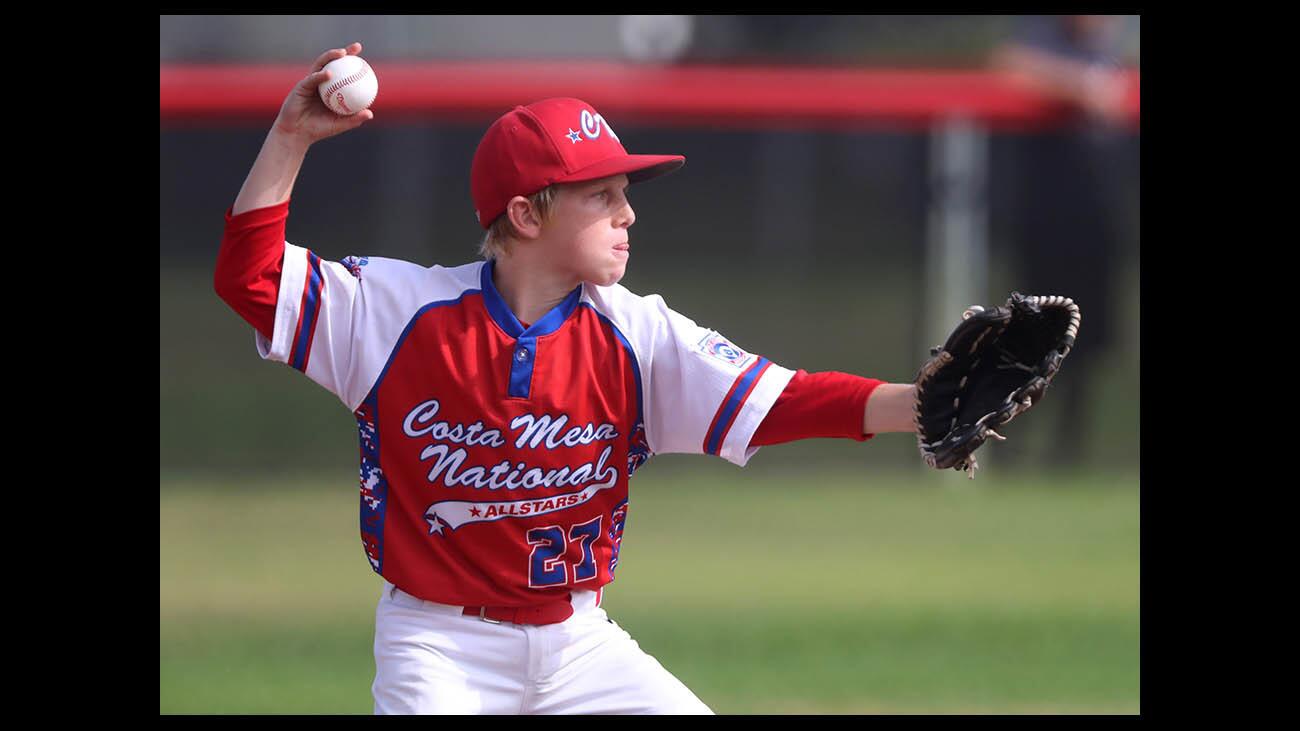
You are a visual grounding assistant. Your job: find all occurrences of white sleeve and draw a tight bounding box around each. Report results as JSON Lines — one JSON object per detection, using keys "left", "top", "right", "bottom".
{"left": 254, "top": 243, "right": 468, "bottom": 411}
{"left": 629, "top": 293, "right": 796, "bottom": 467}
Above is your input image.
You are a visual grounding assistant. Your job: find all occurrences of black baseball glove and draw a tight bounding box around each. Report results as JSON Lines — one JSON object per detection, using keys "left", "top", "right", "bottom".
{"left": 913, "top": 293, "right": 1081, "bottom": 478}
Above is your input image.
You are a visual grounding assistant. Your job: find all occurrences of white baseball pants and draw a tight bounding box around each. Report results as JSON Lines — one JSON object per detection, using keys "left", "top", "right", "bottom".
{"left": 372, "top": 581, "right": 714, "bottom": 715}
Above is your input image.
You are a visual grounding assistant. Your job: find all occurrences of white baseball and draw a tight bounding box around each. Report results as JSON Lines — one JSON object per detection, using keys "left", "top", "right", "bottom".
{"left": 318, "top": 55, "right": 378, "bottom": 116}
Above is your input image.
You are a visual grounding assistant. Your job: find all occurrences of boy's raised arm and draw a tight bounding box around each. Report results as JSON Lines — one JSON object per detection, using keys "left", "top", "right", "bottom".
{"left": 232, "top": 43, "right": 374, "bottom": 215}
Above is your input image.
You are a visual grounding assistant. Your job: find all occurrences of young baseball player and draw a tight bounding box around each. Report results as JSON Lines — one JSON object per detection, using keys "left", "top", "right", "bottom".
{"left": 215, "top": 43, "right": 918, "bottom": 715}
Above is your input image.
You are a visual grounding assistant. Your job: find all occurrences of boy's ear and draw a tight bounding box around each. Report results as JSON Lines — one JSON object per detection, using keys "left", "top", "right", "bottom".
{"left": 506, "top": 196, "right": 543, "bottom": 240}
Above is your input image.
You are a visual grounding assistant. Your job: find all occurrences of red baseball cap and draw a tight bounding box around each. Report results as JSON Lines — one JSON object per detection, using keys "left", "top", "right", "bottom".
{"left": 470, "top": 97, "right": 685, "bottom": 229}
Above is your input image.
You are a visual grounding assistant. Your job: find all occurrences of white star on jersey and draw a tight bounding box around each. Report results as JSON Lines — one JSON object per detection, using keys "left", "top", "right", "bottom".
{"left": 426, "top": 511, "right": 446, "bottom": 535}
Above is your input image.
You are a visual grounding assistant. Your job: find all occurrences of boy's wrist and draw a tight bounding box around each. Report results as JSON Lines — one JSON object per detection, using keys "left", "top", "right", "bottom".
{"left": 863, "top": 383, "right": 919, "bottom": 435}
{"left": 267, "top": 125, "right": 313, "bottom": 156}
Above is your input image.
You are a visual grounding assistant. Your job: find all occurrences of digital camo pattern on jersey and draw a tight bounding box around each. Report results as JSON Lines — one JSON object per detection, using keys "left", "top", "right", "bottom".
{"left": 254, "top": 244, "right": 795, "bottom": 607}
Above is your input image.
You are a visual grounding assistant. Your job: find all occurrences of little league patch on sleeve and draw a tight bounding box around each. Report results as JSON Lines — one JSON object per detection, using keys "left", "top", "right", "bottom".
{"left": 342, "top": 256, "right": 370, "bottom": 280}
{"left": 696, "top": 331, "right": 756, "bottom": 369}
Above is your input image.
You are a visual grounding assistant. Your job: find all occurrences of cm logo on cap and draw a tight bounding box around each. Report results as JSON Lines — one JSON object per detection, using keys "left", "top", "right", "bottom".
{"left": 580, "top": 109, "right": 620, "bottom": 143}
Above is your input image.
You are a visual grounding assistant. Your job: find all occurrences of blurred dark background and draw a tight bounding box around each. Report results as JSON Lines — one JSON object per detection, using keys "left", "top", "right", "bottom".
{"left": 159, "top": 15, "right": 1137, "bottom": 66}
{"left": 160, "top": 14, "right": 1139, "bottom": 479}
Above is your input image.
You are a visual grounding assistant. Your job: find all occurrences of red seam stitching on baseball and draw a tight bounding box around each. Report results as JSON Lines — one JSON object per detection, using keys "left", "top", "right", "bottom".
{"left": 324, "top": 64, "right": 371, "bottom": 97}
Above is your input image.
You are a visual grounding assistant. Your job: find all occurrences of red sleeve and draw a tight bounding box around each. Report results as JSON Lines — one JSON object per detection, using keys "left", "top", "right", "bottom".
{"left": 213, "top": 201, "right": 290, "bottom": 342}
{"left": 750, "top": 369, "right": 887, "bottom": 446}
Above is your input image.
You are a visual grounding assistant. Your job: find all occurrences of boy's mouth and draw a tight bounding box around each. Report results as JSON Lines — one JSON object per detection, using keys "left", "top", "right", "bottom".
{"left": 614, "top": 243, "right": 630, "bottom": 251}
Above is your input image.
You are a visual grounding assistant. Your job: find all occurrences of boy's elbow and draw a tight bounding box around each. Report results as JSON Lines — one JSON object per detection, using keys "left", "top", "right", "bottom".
{"left": 213, "top": 258, "right": 236, "bottom": 306}
{"left": 212, "top": 252, "right": 251, "bottom": 311}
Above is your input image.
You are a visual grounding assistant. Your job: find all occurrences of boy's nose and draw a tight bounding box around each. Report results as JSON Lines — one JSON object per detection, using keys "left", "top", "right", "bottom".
{"left": 617, "top": 203, "right": 636, "bottom": 228}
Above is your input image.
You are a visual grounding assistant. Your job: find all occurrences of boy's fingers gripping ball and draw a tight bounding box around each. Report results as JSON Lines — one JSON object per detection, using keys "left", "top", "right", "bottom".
{"left": 319, "top": 55, "right": 378, "bottom": 116}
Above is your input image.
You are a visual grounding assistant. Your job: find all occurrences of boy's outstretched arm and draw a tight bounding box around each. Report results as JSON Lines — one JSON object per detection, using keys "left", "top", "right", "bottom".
{"left": 749, "top": 371, "right": 914, "bottom": 448}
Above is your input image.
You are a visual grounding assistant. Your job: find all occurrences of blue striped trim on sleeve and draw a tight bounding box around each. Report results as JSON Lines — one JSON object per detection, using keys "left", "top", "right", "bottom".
{"left": 290, "top": 251, "right": 325, "bottom": 372}
{"left": 704, "top": 357, "right": 771, "bottom": 456}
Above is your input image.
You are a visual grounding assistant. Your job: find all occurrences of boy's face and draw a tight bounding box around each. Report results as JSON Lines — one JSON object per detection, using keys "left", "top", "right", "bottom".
{"left": 543, "top": 174, "right": 635, "bottom": 287}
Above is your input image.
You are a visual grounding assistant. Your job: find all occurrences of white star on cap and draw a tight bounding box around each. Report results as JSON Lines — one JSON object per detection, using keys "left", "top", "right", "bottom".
{"left": 566, "top": 129, "right": 582, "bottom": 144}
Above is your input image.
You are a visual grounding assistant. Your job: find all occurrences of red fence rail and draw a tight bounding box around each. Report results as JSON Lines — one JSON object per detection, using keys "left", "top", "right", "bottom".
{"left": 160, "top": 61, "right": 1139, "bottom": 131}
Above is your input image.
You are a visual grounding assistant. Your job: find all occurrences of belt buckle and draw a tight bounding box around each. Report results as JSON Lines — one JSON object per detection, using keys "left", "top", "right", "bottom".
{"left": 478, "top": 606, "right": 503, "bottom": 625}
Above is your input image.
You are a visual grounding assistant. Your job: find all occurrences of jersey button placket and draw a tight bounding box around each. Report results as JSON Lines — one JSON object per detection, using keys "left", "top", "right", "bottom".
{"left": 508, "top": 337, "right": 538, "bottom": 399}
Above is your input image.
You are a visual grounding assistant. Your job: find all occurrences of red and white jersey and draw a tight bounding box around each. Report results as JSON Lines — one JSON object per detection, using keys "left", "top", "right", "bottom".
{"left": 255, "top": 242, "right": 796, "bottom": 607}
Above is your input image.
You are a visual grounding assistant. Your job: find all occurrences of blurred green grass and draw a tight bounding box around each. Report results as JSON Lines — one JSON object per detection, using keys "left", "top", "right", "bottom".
{"left": 160, "top": 467, "right": 1139, "bottom": 714}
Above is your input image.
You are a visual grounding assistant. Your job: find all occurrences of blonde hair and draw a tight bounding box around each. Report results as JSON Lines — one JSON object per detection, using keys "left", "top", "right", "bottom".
{"left": 479, "top": 186, "right": 560, "bottom": 260}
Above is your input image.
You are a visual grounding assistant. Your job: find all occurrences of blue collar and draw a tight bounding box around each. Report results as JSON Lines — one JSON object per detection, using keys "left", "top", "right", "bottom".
{"left": 479, "top": 260, "right": 584, "bottom": 339}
